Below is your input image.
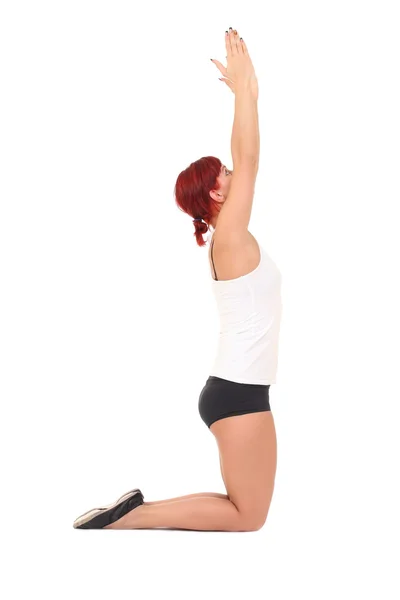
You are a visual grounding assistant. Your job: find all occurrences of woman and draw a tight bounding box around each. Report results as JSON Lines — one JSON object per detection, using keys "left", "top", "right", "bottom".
{"left": 73, "top": 27, "right": 282, "bottom": 532}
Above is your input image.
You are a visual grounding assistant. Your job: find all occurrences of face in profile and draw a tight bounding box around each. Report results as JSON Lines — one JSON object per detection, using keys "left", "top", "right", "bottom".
{"left": 210, "top": 164, "right": 233, "bottom": 205}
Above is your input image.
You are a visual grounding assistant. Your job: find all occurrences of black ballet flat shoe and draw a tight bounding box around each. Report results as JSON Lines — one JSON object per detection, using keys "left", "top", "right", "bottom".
{"left": 73, "top": 488, "right": 144, "bottom": 529}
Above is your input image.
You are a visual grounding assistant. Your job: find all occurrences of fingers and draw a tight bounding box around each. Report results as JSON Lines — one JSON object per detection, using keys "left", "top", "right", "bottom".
{"left": 225, "top": 29, "right": 232, "bottom": 56}
{"left": 225, "top": 27, "right": 245, "bottom": 56}
{"left": 219, "top": 78, "right": 235, "bottom": 94}
{"left": 216, "top": 28, "right": 247, "bottom": 83}
{"left": 230, "top": 28, "right": 239, "bottom": 55}
{"left": 211, "top": 58, "right": 227, "bottom": 77}
{"left": 225, "top": 27, "right": 239, "bottom": 56}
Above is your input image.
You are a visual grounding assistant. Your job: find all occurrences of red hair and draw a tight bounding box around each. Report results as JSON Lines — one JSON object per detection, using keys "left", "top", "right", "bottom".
{"left": 174, "top": 156, "right": 223, "bottom": 247}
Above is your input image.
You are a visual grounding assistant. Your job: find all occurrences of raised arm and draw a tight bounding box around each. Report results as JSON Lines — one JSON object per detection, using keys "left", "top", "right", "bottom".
{"left": 231, "top": 43, "right": 259, "bottom": 165}
{"left": 213, "top": 29, "right": 260, "bottom": 237}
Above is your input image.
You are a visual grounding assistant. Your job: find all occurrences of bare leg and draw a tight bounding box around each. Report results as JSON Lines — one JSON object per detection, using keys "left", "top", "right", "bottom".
{"left": 104, "top": 412, "right": 276, "bottom": 532}
{"left": 104, "top": 494, "right": 246, "bottom": 531}
{"left": 145, "top": 492, "right": 228, "bottom": 505}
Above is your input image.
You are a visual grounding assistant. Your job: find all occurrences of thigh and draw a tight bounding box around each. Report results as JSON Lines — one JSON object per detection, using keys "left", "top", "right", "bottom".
{"left": 210, "top": 411, "right": 277, "bottom": 529}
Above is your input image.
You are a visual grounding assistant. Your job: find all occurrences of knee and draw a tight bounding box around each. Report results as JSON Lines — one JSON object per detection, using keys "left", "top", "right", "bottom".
{"left": 239, "top": 511, "right": 268, "bottom": 532}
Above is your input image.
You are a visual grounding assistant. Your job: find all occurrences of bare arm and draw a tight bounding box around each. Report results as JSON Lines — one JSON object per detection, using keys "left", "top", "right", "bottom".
{"left": 211, "top": 30, "right": 260, "bottom": 166}
{"left": 231, "top": 81, "right": 260, "bottom": 167}
{"left": 211, "top": 29, "right": 260, "bottom": 236}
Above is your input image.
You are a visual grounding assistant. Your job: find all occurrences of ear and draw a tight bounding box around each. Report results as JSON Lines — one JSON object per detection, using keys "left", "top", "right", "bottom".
{"left": 209, "top": 189, "right": 223, "bottom": 202}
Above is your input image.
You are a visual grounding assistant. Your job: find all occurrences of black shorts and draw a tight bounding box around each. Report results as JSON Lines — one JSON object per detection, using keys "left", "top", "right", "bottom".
{"left": 198, "top": 375, "right": 271, "bottom": 429}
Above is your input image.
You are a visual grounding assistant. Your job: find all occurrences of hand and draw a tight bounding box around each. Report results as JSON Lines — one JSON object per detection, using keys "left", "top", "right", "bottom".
{"left": 211, "top": 28, "right": 259, "bottom": 99}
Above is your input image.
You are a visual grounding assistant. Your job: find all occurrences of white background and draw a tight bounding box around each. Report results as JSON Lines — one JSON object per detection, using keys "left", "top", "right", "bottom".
{"left": 1, "top": 1, "right": 399, "bottom": 598}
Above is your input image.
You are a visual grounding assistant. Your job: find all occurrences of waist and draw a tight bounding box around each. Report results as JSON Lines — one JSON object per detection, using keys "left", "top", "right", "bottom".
{"left": 206, "top": 375, "right": 270, "bottom": 390}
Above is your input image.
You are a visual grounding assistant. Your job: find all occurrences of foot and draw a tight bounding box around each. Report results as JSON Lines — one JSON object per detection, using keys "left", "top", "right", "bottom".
{"left": 73, "top": 489, "right": 144, "bottom": 529}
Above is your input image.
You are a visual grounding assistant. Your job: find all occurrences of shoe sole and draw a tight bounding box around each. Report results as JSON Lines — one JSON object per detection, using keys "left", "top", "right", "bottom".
{"left": 73, "top": 488, "right": 143, "bottom": 529}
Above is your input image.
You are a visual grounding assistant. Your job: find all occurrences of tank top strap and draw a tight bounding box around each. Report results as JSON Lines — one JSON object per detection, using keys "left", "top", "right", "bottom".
{"left": 210, "top": 238, "right": 218, "bottom": 281}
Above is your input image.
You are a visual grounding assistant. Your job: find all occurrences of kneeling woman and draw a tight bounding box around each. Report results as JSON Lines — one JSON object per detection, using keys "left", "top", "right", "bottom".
{"left": 73, "top": 27, "right": 282, "bottom": 533}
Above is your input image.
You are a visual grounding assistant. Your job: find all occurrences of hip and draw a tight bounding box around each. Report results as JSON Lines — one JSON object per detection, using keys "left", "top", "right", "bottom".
{"left": 198, "top": 375, "right": 271, "bottom": 429}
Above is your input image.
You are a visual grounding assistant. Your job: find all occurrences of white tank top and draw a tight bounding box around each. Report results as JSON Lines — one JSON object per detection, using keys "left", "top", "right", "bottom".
{"left": 208, "top": 235, "right": 283, "bottom": 385}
